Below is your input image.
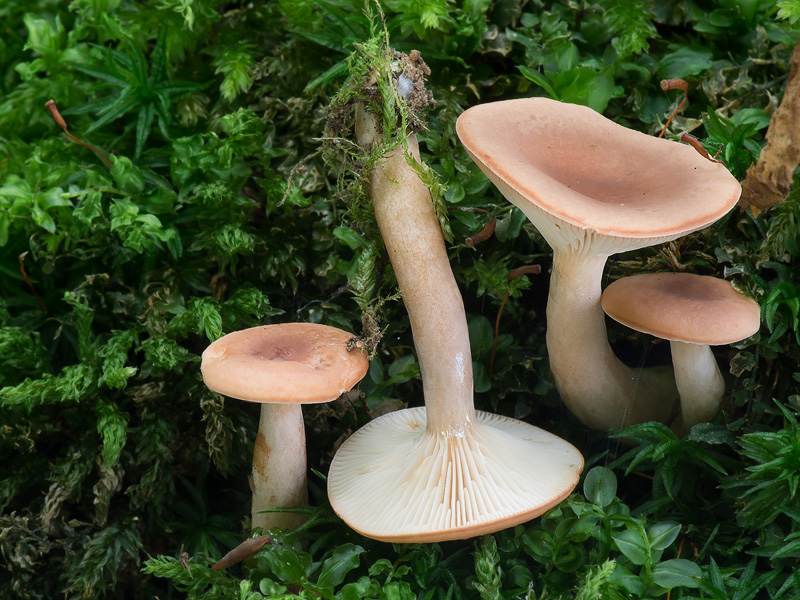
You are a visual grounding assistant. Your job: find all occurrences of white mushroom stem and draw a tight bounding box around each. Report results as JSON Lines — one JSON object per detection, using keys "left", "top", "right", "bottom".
{"left": 251, "top": 403, "right": 307, "bottom": 531}
{"left": 547, "top": 249, "right": 676, "bottom": 430}
{"left": 357, "top": 107, "right": 475, "bottom": 433}
{"left": 670, "top": 341, "right": 725, "bottom": 434}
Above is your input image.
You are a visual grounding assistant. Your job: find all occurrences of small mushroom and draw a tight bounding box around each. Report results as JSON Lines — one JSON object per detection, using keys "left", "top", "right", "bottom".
{"left": 601, "top": 273, "right": 760, "bottom": 435}
{"left": 456, "top": 98, "right": 741, "bottom": 430}
{"left": 201, "top": 323, "right": 368, "bottom": 531}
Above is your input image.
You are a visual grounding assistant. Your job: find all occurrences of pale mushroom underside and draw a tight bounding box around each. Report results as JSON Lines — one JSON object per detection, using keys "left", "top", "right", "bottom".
{"left": 328, "top": 407, "right": 583, "bottom": 543}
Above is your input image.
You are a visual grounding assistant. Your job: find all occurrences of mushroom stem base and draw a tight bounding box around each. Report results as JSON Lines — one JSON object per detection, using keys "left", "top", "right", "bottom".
{"left": 670, "top": 341, "right": 726, "bottom": 436}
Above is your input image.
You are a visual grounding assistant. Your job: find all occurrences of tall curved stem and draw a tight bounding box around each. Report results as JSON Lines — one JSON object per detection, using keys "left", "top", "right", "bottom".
{"left": 357, "top": 107, "right": 475, "bottom": 434}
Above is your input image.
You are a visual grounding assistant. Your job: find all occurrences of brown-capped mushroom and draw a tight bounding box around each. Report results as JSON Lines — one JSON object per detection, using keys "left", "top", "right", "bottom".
{"left": 601, "top": 272, "right": 760, "bottom": 435}
{"left": 201, "top": 323, "right": 368, "bottom": 531}
{"left": 456, "top": 98, "right": 741, "bottom": 430}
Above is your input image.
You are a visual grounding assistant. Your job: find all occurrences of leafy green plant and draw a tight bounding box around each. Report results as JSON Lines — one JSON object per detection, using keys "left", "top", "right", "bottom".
{"left": 723, "top": 402, "right": 800, "bottom": 530}
{"left": 3, "top": 0, "right": 800, "bottom": 599}
{"left": 69, "top": 27, "right": 206, "bottom": 157}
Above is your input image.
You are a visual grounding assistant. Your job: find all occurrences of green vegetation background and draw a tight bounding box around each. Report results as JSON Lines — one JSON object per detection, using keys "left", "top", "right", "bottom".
{"left": 3, "top": 0, "right": 800, "bottom": 598}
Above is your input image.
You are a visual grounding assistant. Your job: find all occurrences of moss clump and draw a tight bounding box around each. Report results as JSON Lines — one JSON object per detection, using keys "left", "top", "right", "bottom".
{"left": 323, "top": 17, "right": 450, "bottom": 356}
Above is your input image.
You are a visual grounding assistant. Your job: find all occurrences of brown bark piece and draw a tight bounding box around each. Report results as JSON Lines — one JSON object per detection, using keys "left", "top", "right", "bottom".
{"left": 740, "top": 40, "right": 800, "bottom": 213}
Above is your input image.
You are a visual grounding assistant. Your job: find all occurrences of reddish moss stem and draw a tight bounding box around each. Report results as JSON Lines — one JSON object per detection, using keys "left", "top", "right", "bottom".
{"left": 449, "top": 207, "right": 496, "bottom": 247}
{"left": 680, "top": 133, "right": 723, "bottom": 164}
{"left": 45, "top": 100, "right": 113, "bottom": 167}
{"left": 658, "top": 79, "right": 688, "bottom": 139}
{"left": 489, "top": 265, "right": 541, "bottom": 379}
{"left": 18, "top": 252, "right": 47, "bottom": 313}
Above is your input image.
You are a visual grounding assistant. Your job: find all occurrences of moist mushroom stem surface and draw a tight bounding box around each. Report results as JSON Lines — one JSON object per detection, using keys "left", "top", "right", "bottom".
{"left": 357, "top": 107, "right": 475, "bottom": 432}
{"left": 251, "top": 403, "right": 307, "bottom": 531}
{"left": 669, "top": 341, "right": 726, "bottom": 432}
{"left": 547, "top": 250, "right": 677, "bottom": 430}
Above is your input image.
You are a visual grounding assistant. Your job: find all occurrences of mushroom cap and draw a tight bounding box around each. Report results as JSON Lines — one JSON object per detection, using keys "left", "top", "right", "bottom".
{"left": 328, "top": 407, "right": 583, "bottom": 542}
{"left": 456, "top": 98, "right": 741, "bottom": 250}
{"left": 601, "top": 273, "right": 761, "bottom": 345}
{"left": 201, "top": 323, "right": 369, "bottom": 403}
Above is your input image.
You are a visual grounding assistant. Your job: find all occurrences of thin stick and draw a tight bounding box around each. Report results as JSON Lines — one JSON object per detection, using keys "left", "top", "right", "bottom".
{"left": 211, "top": 535, "right": 272, "bottom": 570}
{"left": 18, "top": 252, "right": 47, "bottom": 313}
{"left": 45, "top": 100, "right": 113, "bottom": 167}
{"left": 279, "top": 150, "right": 321, "bottom": 207}
{"left": 658, "top": 79, "right": 688, "bottom": 139}
{"left": 489, "top": 265, "right": 541, "bottom": 379}
{"left": 666, "top": 537, "right": 686, "bottom": 600}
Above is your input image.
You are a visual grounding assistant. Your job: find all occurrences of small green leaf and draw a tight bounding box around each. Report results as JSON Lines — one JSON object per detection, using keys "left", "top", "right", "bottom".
{"left": 609, "top": 563, "right": 646, "bottom": 595}
{"left": 333, "top": 226, "right": 367, "bottom": 250}
{"left": 523, "top": 530, "right": 553, "bottom": 559}
{"left": 135, "top": 102, "right": 155, "bottom": 158}
{"left": 648, "top": 522, "right": 680, "bottom": 551}
{"left": 554, "top": 544, "right": 583, "bottom": 573}
{"left": 651, "top": 558, "right": 702, "bottom": 589}
{"left": 472, "top": 361, "right": 491, "bottom": 394}
{"left": 261, "top": 547, "right": 311, "bottom": 584}
{"left": 386, "top": 354, "right": 419, "bottom": 383}
{"left": 317, "top": 543, "right": 365, "bottom": 588}
{"left": 657, "top": 46, "right": 714, "bottom": 80}
{"left": 518, "top": 65, "right": 557, "bottom": 98}
{"left": 613, "top": 527, "right": 649, "bottom": 565}
{"left": 468, "top": 315, "right": 494, "bottom": 358}
{"left": 584, "top": 466, "right": 617, "bottom": 508}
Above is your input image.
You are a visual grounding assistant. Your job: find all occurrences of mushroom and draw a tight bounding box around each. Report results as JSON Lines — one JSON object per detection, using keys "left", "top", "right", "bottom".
{"left": 601, "top": 272, "right": 760, "bottom": 435}
{"left": 326, "top": 102, "right": 583, "bottom": 543}
{"left": 456, "top": 98, "right": 741, "bottom": 430}
{"left": 201, "top": 323, "right": 368, "bottom": 532}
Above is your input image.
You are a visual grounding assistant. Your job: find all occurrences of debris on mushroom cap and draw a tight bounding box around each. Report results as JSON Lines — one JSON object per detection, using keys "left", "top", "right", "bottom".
{"left": 201, "top": 323, "right": 369, "bottom": 404}
{"left": 456, "top": 98, "right": 741, "bottom": 243}
{"left": 328, "top": 407, "right": 583, "bottom": 543}
{"left": 601, "top": 273, "right": 761, "bottom": 345}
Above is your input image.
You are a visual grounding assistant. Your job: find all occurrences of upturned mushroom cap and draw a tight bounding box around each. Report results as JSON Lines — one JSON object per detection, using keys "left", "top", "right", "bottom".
{"left": 328, "top": 407, "right": 583, "bottom": 543}
{"left": 201, "top": 323, "right": 369, "bottom": 403}
{"left": 456, "top": 98, "right": 741, "bottom": 252}
{"left": 601, "top": 273, "right": 761, "bottom": 345}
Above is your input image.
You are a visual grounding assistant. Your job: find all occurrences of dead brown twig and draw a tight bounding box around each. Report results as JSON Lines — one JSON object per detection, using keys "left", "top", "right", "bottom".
{"left": 211, "top": 535, "right": 273, "bottom": 571}
{"left": 19, "top": 252, "right": 47, "bottom": 313}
